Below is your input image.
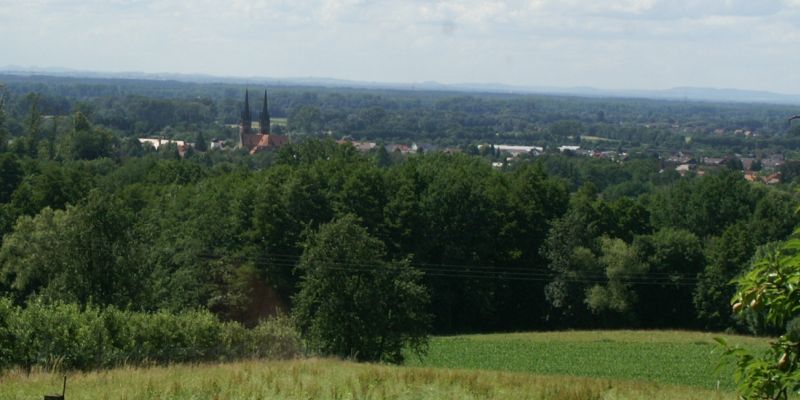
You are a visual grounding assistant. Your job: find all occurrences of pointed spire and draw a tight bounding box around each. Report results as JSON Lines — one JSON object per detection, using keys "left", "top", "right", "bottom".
{"left": 242, "top": 89, "right": 251, "bottom": 122}
{"left": 260, "top": 89, "right": 270, "bottom": 134}
{"left": 240, "top": 89, "right": 252, "bottom": 136}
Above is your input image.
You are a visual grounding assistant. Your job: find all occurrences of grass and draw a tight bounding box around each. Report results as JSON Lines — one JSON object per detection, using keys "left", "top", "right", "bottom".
{"left": 406, "top": 330, "right": 770, "bottom": 391}
{"left": 1, "top": 358, "right": 737, "bottom": 400}
{"left": 0, "top": 330, "right": 769, "bottom": 399}
{"left": 253, "top": 118, "right": 288, "bottom": 129}
{"left": 580, "top": 135, "right": 619, "bottom": 143}
{"left": 224, "top": 118, "right": 288, "bottom": 130}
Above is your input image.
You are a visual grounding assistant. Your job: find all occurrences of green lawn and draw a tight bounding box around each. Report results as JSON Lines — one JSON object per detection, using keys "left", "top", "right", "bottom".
{"left": 406, "top": 330, "right": 770, "bottom": 391}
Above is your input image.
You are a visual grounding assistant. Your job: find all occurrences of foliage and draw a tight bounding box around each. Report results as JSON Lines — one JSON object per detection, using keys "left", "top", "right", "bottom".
{"left": 0, "top": 191, "right": 140, "bottom": 307}
{"left": 0, "top": 299, "right": 301, "bottom": 371}
{"left": 633, "top": 228, "right": 704, "bottom": 328}
{"left": 695, "top": 223, "right": 756, "bottom": 330}
{"left": 293, "top": 215, "right": 431, "bottom": 363}
{"left": 721, "top": 232, "right": 800, "bottom": 399}
{"left": 2, "top": 75, "right": 800, "bottom": 357}
{"left": 58, "top": 112, "right": 118, "bottom": 160}
{"left": 585, "top": 237, "right": 646, "bottom": 317}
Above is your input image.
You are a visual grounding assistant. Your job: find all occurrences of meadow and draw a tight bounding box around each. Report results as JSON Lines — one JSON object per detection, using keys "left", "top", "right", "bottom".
{"left": 405, "top": 330, "right": 770, "bottom": 391}
{"left": 0, "top": 358, "right": 740, "bottom": 400}
{"left": 0, "top": 331, "right": 770, "bottom": 399}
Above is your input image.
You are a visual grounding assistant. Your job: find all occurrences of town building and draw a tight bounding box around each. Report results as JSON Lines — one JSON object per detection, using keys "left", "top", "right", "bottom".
{"left": 138, "top": 138, "right": 193, "bottom": 157}
{"left": 238, "top": 90, "right": 288, "bottom": 154}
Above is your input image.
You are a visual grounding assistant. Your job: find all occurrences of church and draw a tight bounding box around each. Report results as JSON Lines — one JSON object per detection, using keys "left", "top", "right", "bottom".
{"left": 238, "top": 89, "right": 288, "bottom": 154}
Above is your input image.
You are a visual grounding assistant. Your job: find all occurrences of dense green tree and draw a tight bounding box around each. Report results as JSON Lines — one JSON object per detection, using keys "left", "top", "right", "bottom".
{"left": 694, "top": 222, "right": 756, "bottom": 329}
{"left": 549, "top": 120, "right": 584, "bottom": 139}
{"left": 288, "top": 105, "right": 323, "bottom": 134}
{"left": 585, "top": 237, "right": 645, "bottom": 322}
{"left": 12, "top": 93, "right": 42, "bottom": 157}
{"left": 492, "top": 164, "right": 569, "bottom": 329}
{"left": 293, "top": 215, "right": 430, "bottom": 363}
{"left": 334, "top": 163, "right": 387, "bottom": 235}
{"left": 411, "top": 155, "right": 504, "bottom": 331}
{"left": 542, "top": 189, "right": 604, "bottom": 325}
{"left": 633, "top": 228, "right": 705, "bottom": 327}
{"left": 0, "top": 154, "right": 22, "bottom": 203}
{"left": 650, "top": 170, "right": 755, "bottom": 238}
{"left": 725, "top": 157, "right": 743, "bottom": 171}
{"left": 59, "top": 112, "right": 117, "bottom": 160}
{"left": 120, "top": 137, "right": 145, "bottom": 158}
{"left": 0, "top": 191, "right": 141, "bottom": 307}
{"left": 194, "top": 131, "right": 208, "bottom": 152}
{"left": 749, "top": 189, "right": 799, "bottom": 243}
{"left": 0, "top": 94, "right": 8, "bottom": 153}
{"left": 9, "top": 162, "right": 92, "bottom": 216}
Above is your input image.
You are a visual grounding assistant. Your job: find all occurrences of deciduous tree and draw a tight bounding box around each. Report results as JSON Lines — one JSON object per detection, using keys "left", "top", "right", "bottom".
{"left": 293, "top": 214, "right": 430, "bottom": 363}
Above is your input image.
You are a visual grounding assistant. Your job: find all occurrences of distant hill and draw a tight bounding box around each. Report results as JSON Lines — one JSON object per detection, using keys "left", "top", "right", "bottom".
{"left": 3, "top": 65, "right": 800, "bottom": 105}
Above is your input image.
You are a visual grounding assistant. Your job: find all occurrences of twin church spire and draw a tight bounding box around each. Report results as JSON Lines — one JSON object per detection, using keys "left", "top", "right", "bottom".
{"left": 239, "top": 89, "right": 269, "bottom": 135}
{"left": 238, "top": 89, "right": 287, "bottom": 153}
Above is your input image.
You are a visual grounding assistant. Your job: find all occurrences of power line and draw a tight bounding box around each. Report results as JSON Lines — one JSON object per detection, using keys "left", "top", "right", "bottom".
{"left": 194, "top": 252, "right": 701, "bottom": 286}
{"left": 11, "top": 241, "right": 702, "bottom": 286}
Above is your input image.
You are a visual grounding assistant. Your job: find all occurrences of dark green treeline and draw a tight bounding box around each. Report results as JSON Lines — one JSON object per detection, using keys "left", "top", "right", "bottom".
{"left": 0, "top": 137, "right": 796, "bottom": 334}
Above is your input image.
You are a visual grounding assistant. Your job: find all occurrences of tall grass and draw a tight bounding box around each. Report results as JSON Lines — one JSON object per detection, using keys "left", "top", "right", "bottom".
{"left": 0, "top": 358, "right": 734, "bottom": 400}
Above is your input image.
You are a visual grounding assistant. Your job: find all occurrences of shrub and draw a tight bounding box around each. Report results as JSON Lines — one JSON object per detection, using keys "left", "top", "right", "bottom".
{"left": 250, "top": 313, "right": 303, "bottom": 359}
{"left": 720, "top": 233, "right": 800, "bottom": 399}
{"left": 0, "top": 300, "right": 302, "bottom": 371}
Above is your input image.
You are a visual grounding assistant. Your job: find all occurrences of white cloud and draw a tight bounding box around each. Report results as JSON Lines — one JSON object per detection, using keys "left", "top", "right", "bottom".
{"left": 0, "top": 0, "right": 799, "bottom": 92}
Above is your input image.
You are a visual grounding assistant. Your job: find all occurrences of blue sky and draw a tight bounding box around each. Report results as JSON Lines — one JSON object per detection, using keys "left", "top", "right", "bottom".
{"left": 1, "top": 0, "right": 800, "bottom": 93}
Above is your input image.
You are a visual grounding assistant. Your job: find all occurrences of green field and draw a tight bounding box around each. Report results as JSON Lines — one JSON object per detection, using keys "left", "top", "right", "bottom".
{"left": 225, "top": 118, "right": 287, "bottom": 130}
{"left": 406, "top": 330, "right": 770, "bottom": 391}
{"left": 0, "top": 358, "right": 739, "bottom": 400}
{"left": 257, "top": 117, "right": 288, "bottom": 128}
{"left": 579, "top": 135, "right": 619, "bottom": 143}
{"left": 0, "top": 331, "right": 769, "bottom": 399}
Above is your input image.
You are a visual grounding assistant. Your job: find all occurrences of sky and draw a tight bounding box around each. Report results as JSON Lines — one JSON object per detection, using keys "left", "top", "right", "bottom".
{"left": 1, "top": 0, "right": 800, "bottom": 93}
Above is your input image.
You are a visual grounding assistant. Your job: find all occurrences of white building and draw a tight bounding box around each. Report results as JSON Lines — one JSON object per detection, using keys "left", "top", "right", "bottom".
{"left": 494, "top": 145, "right": 544, "bottom": 157}
{"left": 138, "top": 138, "right": 190, "bottom": 150}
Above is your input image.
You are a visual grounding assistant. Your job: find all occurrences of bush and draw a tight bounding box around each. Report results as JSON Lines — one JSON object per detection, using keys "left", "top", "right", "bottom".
{"left": 0, "top": 300, "right": 302, "bottom": 371}
{"left": 720, "top": 232, "right": 800, "bottom": 399}
{"left": 0, "top": 298, "right": 15, "bottom": 369}
{"left": 250, "top": 313, "right": 303, "bottom": 359}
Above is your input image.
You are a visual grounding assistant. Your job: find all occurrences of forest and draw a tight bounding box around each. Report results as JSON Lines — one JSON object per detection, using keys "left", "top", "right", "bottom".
{"left": 3, "top": 73, "right": 800, "bottom": 156}
{"left": 0, "top": 75, "right": 799, "bottom": 369}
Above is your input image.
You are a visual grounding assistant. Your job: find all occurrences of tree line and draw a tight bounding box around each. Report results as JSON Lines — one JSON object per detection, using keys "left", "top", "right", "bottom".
{"left": 0, "top": 122, "right": 794, "bottom": 336}
{"left": 3, "top": 75, "right": 800, "bottom": 151}
{"left": 1, "top": 85, "right": 800, "bottom": 366}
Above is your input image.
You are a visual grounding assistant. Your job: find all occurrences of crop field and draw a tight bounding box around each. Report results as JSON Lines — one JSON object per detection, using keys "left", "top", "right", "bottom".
{"left": 1, "top": 358, "right": 740, "bottom": 400}
{"left": 406, "top": 330, "right": 770, "bottom": 391}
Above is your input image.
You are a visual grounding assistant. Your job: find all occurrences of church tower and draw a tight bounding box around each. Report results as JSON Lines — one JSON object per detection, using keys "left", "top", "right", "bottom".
{"left": 259, "top": 90, "right": 270, "bottom": 135}
{"left": 238, "top": 88, "right": 288, "bottom": 153}
{"left": 239, "top": 89, "right": 252, "bottom": 147}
